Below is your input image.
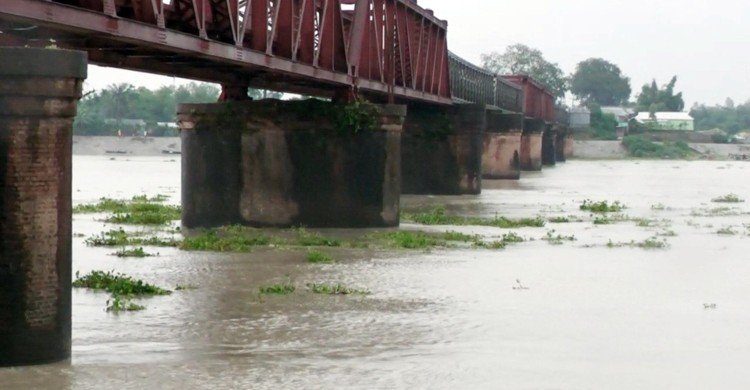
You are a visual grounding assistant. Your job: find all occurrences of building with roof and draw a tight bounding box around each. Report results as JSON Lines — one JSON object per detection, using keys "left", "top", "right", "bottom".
{"left": 635, "top": 112, "right": 694, "bottom": 131}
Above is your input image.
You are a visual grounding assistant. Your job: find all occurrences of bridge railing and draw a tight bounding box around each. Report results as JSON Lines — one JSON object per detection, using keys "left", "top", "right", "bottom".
{"left": 448, "top": 52, "right": 524, "bottom": 113}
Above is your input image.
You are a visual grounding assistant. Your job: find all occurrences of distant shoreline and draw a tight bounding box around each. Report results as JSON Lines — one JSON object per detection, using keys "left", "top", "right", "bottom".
{"left": 73, "top": 136, "right": 181, "bottom": 156}
{"left": 72, "top": 136, "right": 750, "bottom": 161}
{"left": 570, "top": 140, "right": 750, "bottom": 160}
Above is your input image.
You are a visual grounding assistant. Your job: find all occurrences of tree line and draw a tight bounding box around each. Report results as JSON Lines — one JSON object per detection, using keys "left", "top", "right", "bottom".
{"left": 481, "top": 44, "right": 747, "bottom": 138}
{"left": 74, "top": 83, "right": 280, "bottom": 136}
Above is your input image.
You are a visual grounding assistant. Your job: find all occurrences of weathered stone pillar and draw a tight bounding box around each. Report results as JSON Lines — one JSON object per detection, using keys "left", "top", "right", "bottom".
{"left": 0, "top": 48, "right": 87, "bottom": 366}
{"left": 563, "top": 134, "right": 575, "bottom": 159}
{"left": 555, "top": 127, "right": 568, "bottom": 162}
{"left": 482, "top": 111, "right": 522, "bottom": 180}
{"left": 178, "top": 100, "right": 406, "bottom": 228}
{"left": 542, "top": 125, "right": 557, "bottom": 166}
{"left": 520, "top": 119, "right": 544, "bottom": 171}
{"left": 401, "top": 104, "right": 485, "bottom": 195}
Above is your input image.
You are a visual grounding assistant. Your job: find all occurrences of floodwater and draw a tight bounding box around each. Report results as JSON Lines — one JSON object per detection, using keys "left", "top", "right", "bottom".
{"left": 2, "top": 157, "right": 750, "bottom": 389}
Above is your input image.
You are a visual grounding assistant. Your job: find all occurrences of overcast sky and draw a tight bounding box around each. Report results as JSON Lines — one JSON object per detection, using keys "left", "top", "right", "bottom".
{"left": 87, "top": 0, "right": 750, "bottom": 108}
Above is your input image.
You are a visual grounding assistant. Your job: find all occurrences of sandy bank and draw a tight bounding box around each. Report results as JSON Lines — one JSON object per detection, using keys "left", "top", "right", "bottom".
{"left": 73, "top": 136, "right": 181, "bottom": 156}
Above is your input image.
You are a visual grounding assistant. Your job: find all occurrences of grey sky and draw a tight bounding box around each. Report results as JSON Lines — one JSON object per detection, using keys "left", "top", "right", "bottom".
{"left": 88, "top": 0, "right": 750, "bottom": 108}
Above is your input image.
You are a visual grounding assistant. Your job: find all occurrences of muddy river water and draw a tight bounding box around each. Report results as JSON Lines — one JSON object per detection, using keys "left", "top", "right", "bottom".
{"left": 2, "top": 157, "right": 750, "bottom": 389}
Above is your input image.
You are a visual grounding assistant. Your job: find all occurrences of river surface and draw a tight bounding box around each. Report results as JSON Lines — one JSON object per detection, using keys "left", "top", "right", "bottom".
{"left": 2, "top": 157, "right": 750, "bottom": 389}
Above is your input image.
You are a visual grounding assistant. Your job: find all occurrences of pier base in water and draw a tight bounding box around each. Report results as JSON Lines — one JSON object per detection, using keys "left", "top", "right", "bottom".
{"left": 401, "top": 104, "right": 485, "bottom": 195}
{"left": 178, "top": 100, "right": 406, "bottom": 229}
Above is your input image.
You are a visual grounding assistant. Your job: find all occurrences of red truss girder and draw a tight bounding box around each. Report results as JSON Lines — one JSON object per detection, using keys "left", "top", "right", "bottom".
{"left": 0, "top": 0, "right": 451, "bottom": 103}
{"left": 346, "top": 0, "right": 449, "bottom": 98}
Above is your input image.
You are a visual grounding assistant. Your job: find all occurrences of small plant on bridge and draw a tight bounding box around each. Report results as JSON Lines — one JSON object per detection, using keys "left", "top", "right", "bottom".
{"left": 307, "top": 283, "right": 370, "bottom": 295}
{"left": 580, "top": 200, "right": 626, "bottom": 213}
{"left": 711, "top": 194, "right": 744, "bottom": 203}
{"left": 335, "top": 99, "right": 379, "bottom": 135}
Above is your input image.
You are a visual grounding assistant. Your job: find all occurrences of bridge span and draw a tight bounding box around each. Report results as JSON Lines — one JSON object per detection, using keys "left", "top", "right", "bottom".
{"left": 0, "top": 0, "right": 570, "bottom": 367}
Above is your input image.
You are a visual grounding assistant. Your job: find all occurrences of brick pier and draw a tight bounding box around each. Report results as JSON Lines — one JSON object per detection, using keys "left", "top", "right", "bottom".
{"left": 0, "top": 48, "right": 87, "bottom": 366}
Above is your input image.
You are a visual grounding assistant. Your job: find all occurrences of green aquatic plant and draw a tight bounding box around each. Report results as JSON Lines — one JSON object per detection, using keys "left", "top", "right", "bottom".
{"left": 294, "top": 227, "right": 342, "bottom": 247}
{"left": 259, "top": 283, "right": 296, "bottom": 295}
{"left": 111, "top": 247, "right": 155, "bottom": 258}
{"left": 73, "top": 270, "right": 171, "bottom": 296}
{"left": 716, "top": 227, "right": 737, "bottom": 235}
{"left": 580, "top": 200, "right": 626, "bottom": 213}
{"left": 402, "top": 206, "right": 545, "bottom": 229}
{"left": 306, "top": 250, "right": 334, "bottom": 264}
{"left": 711, "top": 194, "right": 744, "bottom": 203}
{"left": 85, "top": 229, "right": 180, "bottom": 247}
{"left": 606, "top": 236, "right": 670, "bottom": 249}
{"left": 75, "top": 195, "right": 180, "bottom": 225}
{"left": 542, "top": 230, "right": 577, "bottom": 245}
{"left": 307, "top": 283, "right": 370, "bottom": 295}
{"left": 180, "top": 231, "right": 272, "bottom": 252}
{"left": 106, "top": 294, "right": 146, "bottom": 313}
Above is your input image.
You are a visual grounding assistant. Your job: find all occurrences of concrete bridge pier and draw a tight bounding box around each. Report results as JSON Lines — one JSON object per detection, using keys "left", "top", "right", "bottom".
{"left": 178, "top": 99, "right": 406, "bottom": 229}
{"left": 482, "top": 111, "right": 523, "bottom": 180}
{"left": 542, "top": 125, "right": 557, "bottom": 166}
{"left": 0, "top": 48, "right": 87, "bottom": 366}
{"left": 520, "top": 119, "right": 545, "bottom": 171}
{"left": 401, "top": 103, "right": 485, "bottom": 195}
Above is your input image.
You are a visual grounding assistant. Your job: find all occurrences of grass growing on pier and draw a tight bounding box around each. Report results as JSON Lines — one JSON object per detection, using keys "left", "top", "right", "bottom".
{"left": 711, "top": 194, "right": 745, "bottom": 203}
{"left": 306, "top": 250, "right": 334, "bottom": 264}
{"left": 307, "top": 283, "right": 370, "bottom": 295}
{"left": 73, "top": 270, "right": 171, "bottom": 296}
{"left": 580, "top": 200, "right": 626, "bottom": 213}
{"left": 402, "top": 206, "right": 545, "bottom": 229}
{"left": 111, "top": 247, "right": 155, "bottom": 258}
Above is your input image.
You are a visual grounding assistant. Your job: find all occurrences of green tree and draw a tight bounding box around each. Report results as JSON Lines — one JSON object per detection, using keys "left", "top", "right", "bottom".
{"left": 690, "top": 98, "right": 750, "bottom": 135}
{"left": 481, "top": 44, "right": 567, "bottom": 99}
{"left": 570, "top": 58, "right": 631, "bottom": 106}
{"left": 588, "top": 104, "right": 619, "bottom": 140}
{"left": 636, "top": 76, "right": 685, "bottom": 113}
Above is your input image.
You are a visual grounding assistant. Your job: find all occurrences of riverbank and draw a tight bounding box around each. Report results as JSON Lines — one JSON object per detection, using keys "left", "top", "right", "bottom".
{"left": 571, "top": 140, "right": 750, "bottom": 160}
{"left": 73, "top": 136, "right": 181, "bottom": 156}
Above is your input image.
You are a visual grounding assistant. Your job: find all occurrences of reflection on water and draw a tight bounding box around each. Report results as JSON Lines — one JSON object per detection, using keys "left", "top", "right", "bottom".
{"left": 2, "top": 157, "right": 750, "bottom": 389}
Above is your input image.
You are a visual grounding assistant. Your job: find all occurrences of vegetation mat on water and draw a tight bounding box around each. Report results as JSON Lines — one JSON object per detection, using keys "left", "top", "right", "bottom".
{"left": 580, "top": 200, "right": 626, "bottom": 213}
{"left": 711, "top": 194, "right": 745, "bottom": 203}
{"left": 307, "top": 283, "right": 370, "bottom": 295}
{"left": 402, "top": 206, "right": 545, "bottom": 229}
{"left": 73, "top": 270, "right": 171, "bottom": 296}
{"left": 606, "top": 236, "right": 670, "bottom": 249}
{"left": 85, "top": 228, "right": 180, "bottom": 247}
{"left": 74, "top": 195, "right": 181, "bottom": 226}
{"left": 111, "top": 247, "right": 156, "bottom": 258}
{"left": 259, "top": 283, "right": 296, "bottom": 295}
{"left": 306, "top": 250, "right": 334, "bottom": 264}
